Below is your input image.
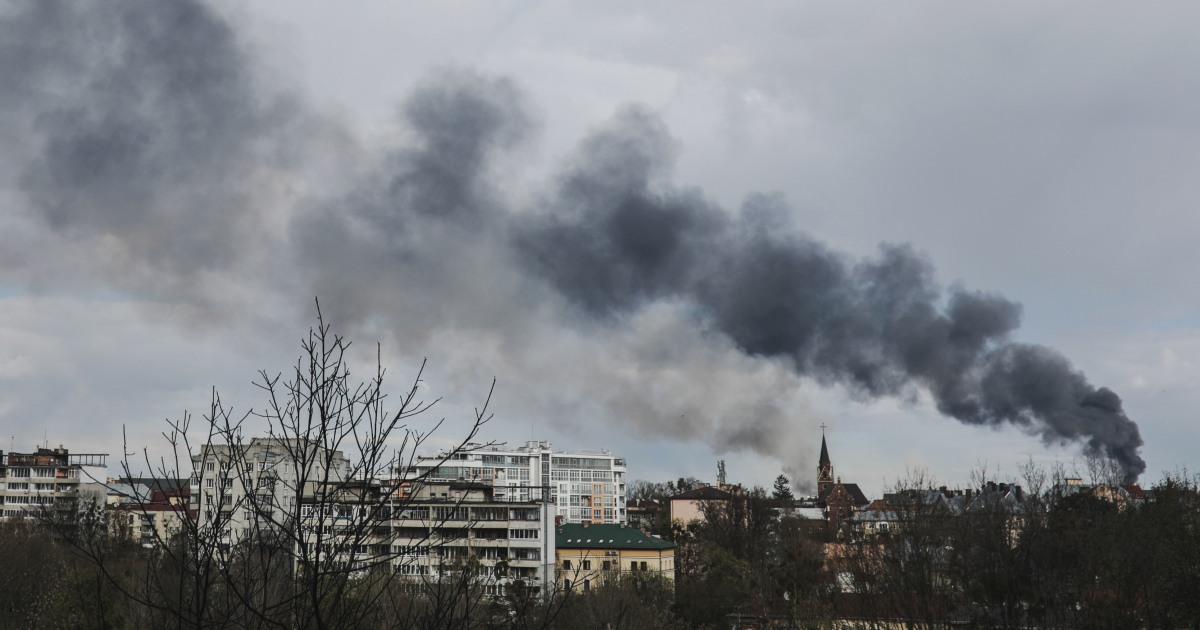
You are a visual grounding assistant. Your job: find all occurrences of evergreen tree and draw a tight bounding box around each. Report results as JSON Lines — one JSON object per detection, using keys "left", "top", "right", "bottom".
{"left": 772, "top": 474, "right": 795, "bottom": 502}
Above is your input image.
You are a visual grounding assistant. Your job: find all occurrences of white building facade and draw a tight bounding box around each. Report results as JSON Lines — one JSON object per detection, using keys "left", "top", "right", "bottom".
{"left": 379, "top": 479, "right": 557, "bottom": 595}
{"left": 190, "top": 438, "right": 351, "bottom": 543}
{"left": 404, "top": 441, "right": 628, "bottom": 525}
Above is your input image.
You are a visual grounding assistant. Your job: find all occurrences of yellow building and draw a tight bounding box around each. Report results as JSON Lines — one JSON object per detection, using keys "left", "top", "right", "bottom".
{"left": 555, "top": 522, "right": 675, "bottom": 592}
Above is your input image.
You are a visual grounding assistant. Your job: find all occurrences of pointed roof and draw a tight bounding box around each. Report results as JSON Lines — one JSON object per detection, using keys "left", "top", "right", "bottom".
{"left": 819, "top": 434, "right": 830, "bottom": 468}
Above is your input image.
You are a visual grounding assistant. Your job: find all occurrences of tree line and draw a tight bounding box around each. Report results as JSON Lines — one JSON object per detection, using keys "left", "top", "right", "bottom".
{"left": 4, "top": 307, "right": 1198, "bottom": 629}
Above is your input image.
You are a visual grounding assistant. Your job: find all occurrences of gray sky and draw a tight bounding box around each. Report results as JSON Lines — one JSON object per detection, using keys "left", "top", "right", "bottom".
{"left": 3, "top": 1, "right": 1198, "bottom": 497}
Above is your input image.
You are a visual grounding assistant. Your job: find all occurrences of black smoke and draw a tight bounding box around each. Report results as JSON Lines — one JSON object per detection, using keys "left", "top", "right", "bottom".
{"left": 516, "top": 107, "right": 1146, "bottom": 483}
{"left": 0, "top": 1, "right": 1146, "bottom": 482}
{"left": 3, "top": 0, "right": 278, "bottom": 282}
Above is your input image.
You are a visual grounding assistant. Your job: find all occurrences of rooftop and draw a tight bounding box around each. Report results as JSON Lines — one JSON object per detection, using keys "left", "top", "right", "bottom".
{"left": 556, "top": 523, "right": 675, "bottom": 551}
{"left": 670, "top": 486, "right": 735, "bottom": 501}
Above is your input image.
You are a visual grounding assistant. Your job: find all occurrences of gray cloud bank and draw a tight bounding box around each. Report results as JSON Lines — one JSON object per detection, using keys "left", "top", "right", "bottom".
{"left": 0, "top": 0, "right": 1145, "bottom": 482}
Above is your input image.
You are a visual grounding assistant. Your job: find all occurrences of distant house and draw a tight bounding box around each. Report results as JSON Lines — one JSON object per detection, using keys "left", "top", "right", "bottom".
{"left": 106, "top": 483, "right": 190, "bottom": 547}
{"left": 850, "top": 504, "right": 900, "bottom": 539}
{"left": 555, "top": 522, "right": 675, "bottom": 592}
{"left": 1051, "top": 478, "right": 1145, "bottom": 513}
{"left": 668, "top": 484, "right": 739, "bottom": 526}
{"left": 1090, "top": 483, "right": 1143, "bottom": 511}
{"left": 824, "top": 480, "right": 870, "bottom": 526}
{"left": 625, "top": 498, "right": 661, "bottom": 533}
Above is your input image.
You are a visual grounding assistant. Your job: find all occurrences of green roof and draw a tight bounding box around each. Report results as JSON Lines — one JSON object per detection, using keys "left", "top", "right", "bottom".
{"left": 556, "top": 523, "right": 675, "bottom": 550}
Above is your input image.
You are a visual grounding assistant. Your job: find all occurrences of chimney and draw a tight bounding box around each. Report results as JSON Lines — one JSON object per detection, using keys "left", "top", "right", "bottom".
{"left": 582, "top": 521, "right": 590, "bottom": 528}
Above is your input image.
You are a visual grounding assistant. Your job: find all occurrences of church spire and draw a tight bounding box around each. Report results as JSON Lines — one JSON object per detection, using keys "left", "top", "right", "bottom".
{"left": 817, "top": 427, "right": 834, "bottom": 499}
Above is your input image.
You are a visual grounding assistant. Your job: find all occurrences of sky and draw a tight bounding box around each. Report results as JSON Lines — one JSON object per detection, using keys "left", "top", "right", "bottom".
{"left": 2, "top": 1, "right": 1199, "bottom": 498}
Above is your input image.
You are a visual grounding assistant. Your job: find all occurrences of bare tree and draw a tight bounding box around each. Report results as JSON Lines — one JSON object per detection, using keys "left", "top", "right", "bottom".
{"left": 57, "top": 302, "right": 561, "bottom": 629}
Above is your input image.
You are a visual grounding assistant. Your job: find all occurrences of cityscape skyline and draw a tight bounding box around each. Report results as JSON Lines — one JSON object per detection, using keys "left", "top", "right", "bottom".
{"left": 4, "top": 1, "right": 1199, "bottom": 500}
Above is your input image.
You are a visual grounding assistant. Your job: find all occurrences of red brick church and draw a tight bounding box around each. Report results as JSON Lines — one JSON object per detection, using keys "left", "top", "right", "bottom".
{"left": 816, "top": 429, "right": 869, "bottom": 526}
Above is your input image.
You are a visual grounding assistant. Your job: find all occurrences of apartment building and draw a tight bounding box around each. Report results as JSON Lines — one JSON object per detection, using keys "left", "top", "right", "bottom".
{"left": 403, "top": 441, "right": 628, "bottom": 524}
{"left": 0, "top": 447, "right": 107, "bottom": 522}
{"left": 373, "top": 479, "right": 556, "bottom": 595}
{"left": 277, "top": 475, "right": 557, "bottom": 597}
{"left": 190, "top": 438, "right": 351, "bottom": 543}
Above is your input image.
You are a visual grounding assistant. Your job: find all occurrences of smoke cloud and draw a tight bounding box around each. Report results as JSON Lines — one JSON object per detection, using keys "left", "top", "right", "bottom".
{"left": 0, "top": 1, "right": 1146, "bottom": 482}
{"left": 515, "top": 107, "right": 1146, "bottom": 482}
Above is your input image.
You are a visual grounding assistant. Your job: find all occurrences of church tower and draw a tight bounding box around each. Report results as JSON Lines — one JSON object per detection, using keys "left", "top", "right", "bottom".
{"left": 817, "top": 428, "right": 833, "bottom": 500}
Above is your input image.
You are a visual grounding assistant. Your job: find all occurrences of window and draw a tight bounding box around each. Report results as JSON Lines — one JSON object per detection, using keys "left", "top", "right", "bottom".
{"left": 205, "top": 479, "right": 214, "bottom": 488}
{"left": 602, "top": 561, "right": 611, "bottom": 571}
{"left": 562, "top": 560, "right": 571, "bottom": 570}
{"left": 630, "top": 561, "right": 638, "bottom": 571}
{"left": 432, "top": 506, "right": 468, "bottom": 521}
{"left": 510, "top": 508, "right": 539, "bottom": 521}
{"left": 582, "top": 560, "right": 591, "bottom": 570}
{"left": 206, "top": 462, "right": 215, "bottom": 472}
{"left": 509, "top": 529, "right": 539, "bottom": 539}
{"left": 397, "top": 507, "right": 430, "bottom": 520}
{"left": 640, "top": 562, "right": 648, "bottom": 571}
{"left": 564, "top": 579, "right": 571, "bottom": 590}
{"left": 583, "top": 579, "right": 590, "bottom": 592}
{"left": 396, "top": 563, "right": 430, "bottom": 576}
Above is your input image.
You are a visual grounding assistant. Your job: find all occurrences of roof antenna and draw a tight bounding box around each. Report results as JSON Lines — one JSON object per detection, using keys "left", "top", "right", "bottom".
{"left": 717, "top": 460, "right": 727, "bottom": 485}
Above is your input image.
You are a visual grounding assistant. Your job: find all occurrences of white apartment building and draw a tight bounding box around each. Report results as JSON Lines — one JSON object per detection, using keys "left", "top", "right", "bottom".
{"left": 342, "top": 479, "right": 558, "bottom": 595}
{"left": 190, "top": 438, "right": 351, "bottom": 543}
{"left": 0, "top": 447, "right": 107, "bottom": 522}
{"left": 403, "top": 441, "right": 628, "bottom": 525}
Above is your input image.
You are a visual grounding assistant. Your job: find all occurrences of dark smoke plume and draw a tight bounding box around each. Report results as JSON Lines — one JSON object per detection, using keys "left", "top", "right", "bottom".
{"left": 4, "top": 1, "right": 274, "bottom": 280}
{"left": 1, "top": 1, "right": 1146, "bottom": 482}
{"left": 517, "top": 107, "right": 1146, "bottom": 482}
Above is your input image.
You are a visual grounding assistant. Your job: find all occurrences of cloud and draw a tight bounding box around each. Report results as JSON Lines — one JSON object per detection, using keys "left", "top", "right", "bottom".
{"left": 0, "top": 0, "right": 1148, "bottom": 483}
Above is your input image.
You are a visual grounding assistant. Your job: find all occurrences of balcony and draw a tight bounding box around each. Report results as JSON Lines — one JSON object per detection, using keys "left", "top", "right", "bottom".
{"left": 466, "top": 538, "right": 511, "bottom": 547}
